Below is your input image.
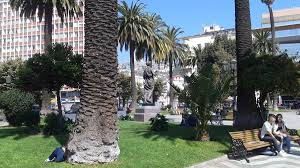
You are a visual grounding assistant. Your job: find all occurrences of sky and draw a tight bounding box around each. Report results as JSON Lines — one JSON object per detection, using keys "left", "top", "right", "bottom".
{"left": 118, "top": 0, "right": 300, "bottom": 63}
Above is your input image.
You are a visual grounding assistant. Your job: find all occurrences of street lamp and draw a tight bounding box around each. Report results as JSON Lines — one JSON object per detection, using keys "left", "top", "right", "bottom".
{"left": 230, "top": 59, "right": 237, "bottom": 113}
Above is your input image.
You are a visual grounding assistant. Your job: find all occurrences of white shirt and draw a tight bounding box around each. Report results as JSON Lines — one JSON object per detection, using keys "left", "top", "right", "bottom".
{"left": 260, "top": 121, "right": 276, "bottom": 139}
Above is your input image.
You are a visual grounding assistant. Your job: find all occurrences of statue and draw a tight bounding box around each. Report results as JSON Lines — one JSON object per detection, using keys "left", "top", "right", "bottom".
{"left": 143, "top": 62, "right": 154, "bottom": 104}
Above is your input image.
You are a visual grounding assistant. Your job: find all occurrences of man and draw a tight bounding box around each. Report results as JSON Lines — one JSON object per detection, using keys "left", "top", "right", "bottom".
{"left": 260, "top": 114, "right": 286, "bottom": 156}
{"left": 45, "top": 146, "right": 66, "bottom": 162}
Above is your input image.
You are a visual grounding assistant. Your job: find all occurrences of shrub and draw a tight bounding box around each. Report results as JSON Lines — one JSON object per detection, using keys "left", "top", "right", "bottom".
{"left": 119, "top": 115, "right": 134, "bottom": 121}
{"left": 0, "top": 89, "right": 37, "bottom": 126}
{"left": 149, "top": 114, "right": 168, "bottom": 131}
{"left": 43, "top": 113, "right": 74, "bottom": 135}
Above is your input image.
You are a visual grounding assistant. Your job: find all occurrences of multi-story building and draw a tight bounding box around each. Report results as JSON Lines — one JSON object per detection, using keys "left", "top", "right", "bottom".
{"left": 0, "top": 0, "right": 84, "bottom": 62}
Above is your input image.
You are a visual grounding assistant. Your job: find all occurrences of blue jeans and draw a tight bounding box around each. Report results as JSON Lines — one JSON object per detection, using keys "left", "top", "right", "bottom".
{"left": 283, "top": 136, "right": 291, "bottom": 153}
{"left": 261, "top": 135, "right": 282, "bottom": 152}
{"left": 48, "top": 147, "right": 65, "bottom": 162}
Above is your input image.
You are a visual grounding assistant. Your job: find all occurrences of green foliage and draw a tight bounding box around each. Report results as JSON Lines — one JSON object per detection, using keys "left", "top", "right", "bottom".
{"left": 149, "top": 114, "right": 169, "bottom": 131}
{"left": 137, "top": 83, "right": 144, "bottom": 103}
{"left": 188, "top": 35, "right": 236, "bottom": 68}
{"left": 43, "top": 113, "right": 74, "bottom": 135}
{"left": 9, "top": 0, "right": 82, "bottom": 22}
{"left": 253, "top": 30, "right": 278, "bottom": 55}
{"left": 0, "top": 89, "right": 37, "bottom": 126}
{"left": 17, "top": 43, "right": 83, "bottom": 92}
{"left": 178, "top": 64, "right": 233, "bottom": 141}
{"left": 242, "top": 53, "right": 300, "bottom": 107}
{"left": 117, "top": 73, "right": 131, "bottom": 106}
{"left": 153, "top": 78, "right": 167, "bottom": 102}
{"left": 119, "top": 115, "right": 134, "bottom": 121}
{"left": 0, "top": 59, "right": 24, "bottom": 92}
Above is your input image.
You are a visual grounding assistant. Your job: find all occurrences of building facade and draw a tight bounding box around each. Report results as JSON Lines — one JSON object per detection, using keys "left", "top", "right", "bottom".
{"left": 0, "top": 0, "right": 84, "bottom": 62}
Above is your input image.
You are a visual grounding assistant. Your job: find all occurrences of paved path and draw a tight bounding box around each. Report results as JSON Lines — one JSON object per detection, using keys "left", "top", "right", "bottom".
{"left": 189, "top": 143, "right": 300, "bottom": 168}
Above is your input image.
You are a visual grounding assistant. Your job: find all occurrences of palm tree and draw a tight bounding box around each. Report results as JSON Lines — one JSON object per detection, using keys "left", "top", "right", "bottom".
{"left": 253, "top": 30, "right": 273, "bottom": 55}
{"left": 67, "top": 0, "right": 119, "bottom": 164}
{"left": 118, "top": 1, "right": 154, "bottom": 112}
{"left": 163, "top": 27, "right": 187, "bottom": 110}
{"left": 261, "top": 0, "right": 276, "bottom": 54}
{"left": 234, "top": 0, "right": 260, "bottom": 129}
{"left": 9, "top": 0, "right": 81, "bottom": 49}
{"left": 261, "top": 0, "right": 278, "bottom": 111}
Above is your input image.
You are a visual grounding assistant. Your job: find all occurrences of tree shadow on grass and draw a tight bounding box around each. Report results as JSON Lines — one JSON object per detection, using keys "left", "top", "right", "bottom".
{"left": 132, "top": 123, "right": 235, "bottom": 149}
{"left": 43, "top": 132, "right": 69, "bottom": 146}
{"left": 0, "top": 126, "right": 41, "bottom": 140}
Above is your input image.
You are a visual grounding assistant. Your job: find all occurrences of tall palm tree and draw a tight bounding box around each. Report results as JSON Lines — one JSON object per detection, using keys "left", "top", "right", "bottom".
{"left": 261, "top": 0, "right": 276, "bottom": 54}
{"left": 9, "top": 0, "right": 81, "bottom": 49}
{"left": 118, "top": 1, "right": 154, "bottom": 112}
{"left": 163, "top": 27, "right": 187, "bottom": 110}
{"left": 253, "top": 30, "right": 273, "bottom": 55}
{"left": 234, "top": 0, "right": 259, "bottom": 129}
{"left": 67, "top": 0, "right": 119, "bottom": 164}
{"left": 261, "top": 0, "right": 278, "bottom": 111}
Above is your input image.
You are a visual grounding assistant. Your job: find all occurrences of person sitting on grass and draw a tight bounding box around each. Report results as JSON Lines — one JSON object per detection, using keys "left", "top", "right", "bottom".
{"left": 45, "top": 146, "right": 66, "bottom": 162}
{"left": 275, "top": 114, "right": 292, "bottom": 153}
{"left": 260, "top": 114, "right": 286, "bottom": 156}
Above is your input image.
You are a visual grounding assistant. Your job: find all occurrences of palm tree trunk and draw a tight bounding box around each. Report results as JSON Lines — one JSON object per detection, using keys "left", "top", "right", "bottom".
{"left": 56, "top": 89, "right": 63, "bottom": 128}
{"left": 130, "top": 45, "right": 137, "bottom": 113}
{"left": 44, "top": 3, "right": 53, "bottom": 49}
{"left": 267, "top": 4, "right": 279, "bottom": 112}
{"left": 234, "top": 0, "right": 261, "bottom": 130}
{"left": 169, "top": 54, "right": 174, "bottom": 111}
{"left": 267, "top": 4, "right": 276, "bottom": 55}
{"left": 67, "top": 0, "right": 120, "bottom": 163}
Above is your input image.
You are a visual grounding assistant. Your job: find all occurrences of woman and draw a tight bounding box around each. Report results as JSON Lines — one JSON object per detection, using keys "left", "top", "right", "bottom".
{"left": 275, "top": 114, "right": 292, "bottom": 153}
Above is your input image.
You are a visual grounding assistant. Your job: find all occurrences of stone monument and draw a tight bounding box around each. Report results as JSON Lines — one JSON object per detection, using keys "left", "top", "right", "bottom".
{"left": 134, "top": 62, "right": 161, "bottom": 122}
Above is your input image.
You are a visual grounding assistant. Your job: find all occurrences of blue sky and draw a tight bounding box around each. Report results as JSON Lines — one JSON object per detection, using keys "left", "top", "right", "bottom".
{"left": 118, "top": 0, "right": 300, "bottom": 63}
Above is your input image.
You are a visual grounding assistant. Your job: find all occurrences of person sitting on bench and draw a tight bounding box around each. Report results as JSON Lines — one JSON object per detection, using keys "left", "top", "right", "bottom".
{"left": 260, "top": 114, "right": 286, "bottom": 156}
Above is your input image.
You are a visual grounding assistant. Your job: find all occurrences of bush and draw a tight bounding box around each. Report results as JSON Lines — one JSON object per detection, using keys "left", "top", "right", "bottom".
{"left": 119, "top": 115, "right": 134, "bottom": 121}
{"left": 43, "top": 113, "right": 74, "bottom": 135}
{"left": 0, "top": 89, "right": 38, "bottom": 126}
{"left": 149, "top": 114, "right": 168, "bottom": 131}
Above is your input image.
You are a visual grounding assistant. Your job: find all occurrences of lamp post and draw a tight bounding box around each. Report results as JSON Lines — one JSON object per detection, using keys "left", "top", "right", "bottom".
{"left": 230, "top": 59, "right": 237, "bottom": 113}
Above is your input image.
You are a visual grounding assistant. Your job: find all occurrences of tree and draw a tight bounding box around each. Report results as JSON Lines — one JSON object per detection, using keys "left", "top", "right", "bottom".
{"left": 0, "top": 59, "right": 24, "bottom": 92}
{"left": 177, "top": 64, "right": 232, "bottom": 141}
{"left": 118, "top": 1, "right": 155, "bottom": 113}
{"left": 117, "top": 73, "right": 131, "bottom": 109}
{"left": 67, "top": 0, "right": 119, "bottom": 163}
{"left": 253, "top": 30, "right": 273, "bottom": 55}
{"left": 261, "top": 0, "right": 276, "bottom": 55}
{"left": 9, "top": 0, "right": 81, "bottom": 49}
{"left": 243, "top": 53, "right": 300, "bottom": 120}
{"left": 153, "top": 78, "right": 167, "bottom": 103}
{"left": 235, "top": 0, "right": 259, "bottom": 129}
{"left": 163, "top": 27, "right": 187, "bottom": 110}
{"left": 17, "top": 43, "right": 83, "bottom": 127}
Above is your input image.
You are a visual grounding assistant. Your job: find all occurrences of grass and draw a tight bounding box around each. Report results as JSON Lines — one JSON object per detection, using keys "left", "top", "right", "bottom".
{"left": 0, "top": 121, "right": 234, "bottom": 168}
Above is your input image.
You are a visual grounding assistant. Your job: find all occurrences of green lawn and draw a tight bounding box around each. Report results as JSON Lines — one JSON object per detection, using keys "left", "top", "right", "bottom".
{"left": 0, "top": 121, "right": 233, "bottom": 168}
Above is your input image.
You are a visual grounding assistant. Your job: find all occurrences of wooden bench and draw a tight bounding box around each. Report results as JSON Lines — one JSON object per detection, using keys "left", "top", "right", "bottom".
{"left": 229, "top": 129, "right": 272, "bottom": 163}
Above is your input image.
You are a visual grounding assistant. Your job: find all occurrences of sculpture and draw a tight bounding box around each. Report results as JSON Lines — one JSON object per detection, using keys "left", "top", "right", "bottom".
{"left": 143, "top": 62, "right": 154, "bottom": 104}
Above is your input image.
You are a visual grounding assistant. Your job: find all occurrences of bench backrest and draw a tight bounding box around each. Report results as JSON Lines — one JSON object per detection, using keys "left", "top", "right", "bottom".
{"left": 229, "top": 129, "right": 261, "bottom": 143}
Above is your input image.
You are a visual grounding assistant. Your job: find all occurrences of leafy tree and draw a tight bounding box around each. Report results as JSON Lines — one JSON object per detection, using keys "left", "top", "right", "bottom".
{"left": 137, "top": 83, "right": 144, "bottom": 103}
{"left": 17, "top": 43, "right": 83, "bottom": 127}
{"left": 163, "top": 27, "right": 188, "bottom": 110}
{"left": 242, "top": 53, "right": 300, "bottom": 120}
{"left": 117, "top": 73, "right": 131, "bottom": 108}
{"left": 67, "top": 0, "right": 120, "bottom": 163}
{"left": 177, "top": 64, "right": 232, "bottom": 141}
{"left": 0, "top": 59, "right": 24, "bottom": 91}
{"left": 235, "top": 0, "right": 258, "bottom": 129}
{"left": 0, "top": 89, "right": 36, "bottom": 126}
{"left": 153, "top": 78, "right": 167, "bottom": 103}
{"left": 118, "top": 1, "right": 155, "bottom": 113}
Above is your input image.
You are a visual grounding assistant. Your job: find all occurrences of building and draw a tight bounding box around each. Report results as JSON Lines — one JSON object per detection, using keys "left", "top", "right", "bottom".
{"left": 0, "top": 0, "right": 84, "bottom": 62}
